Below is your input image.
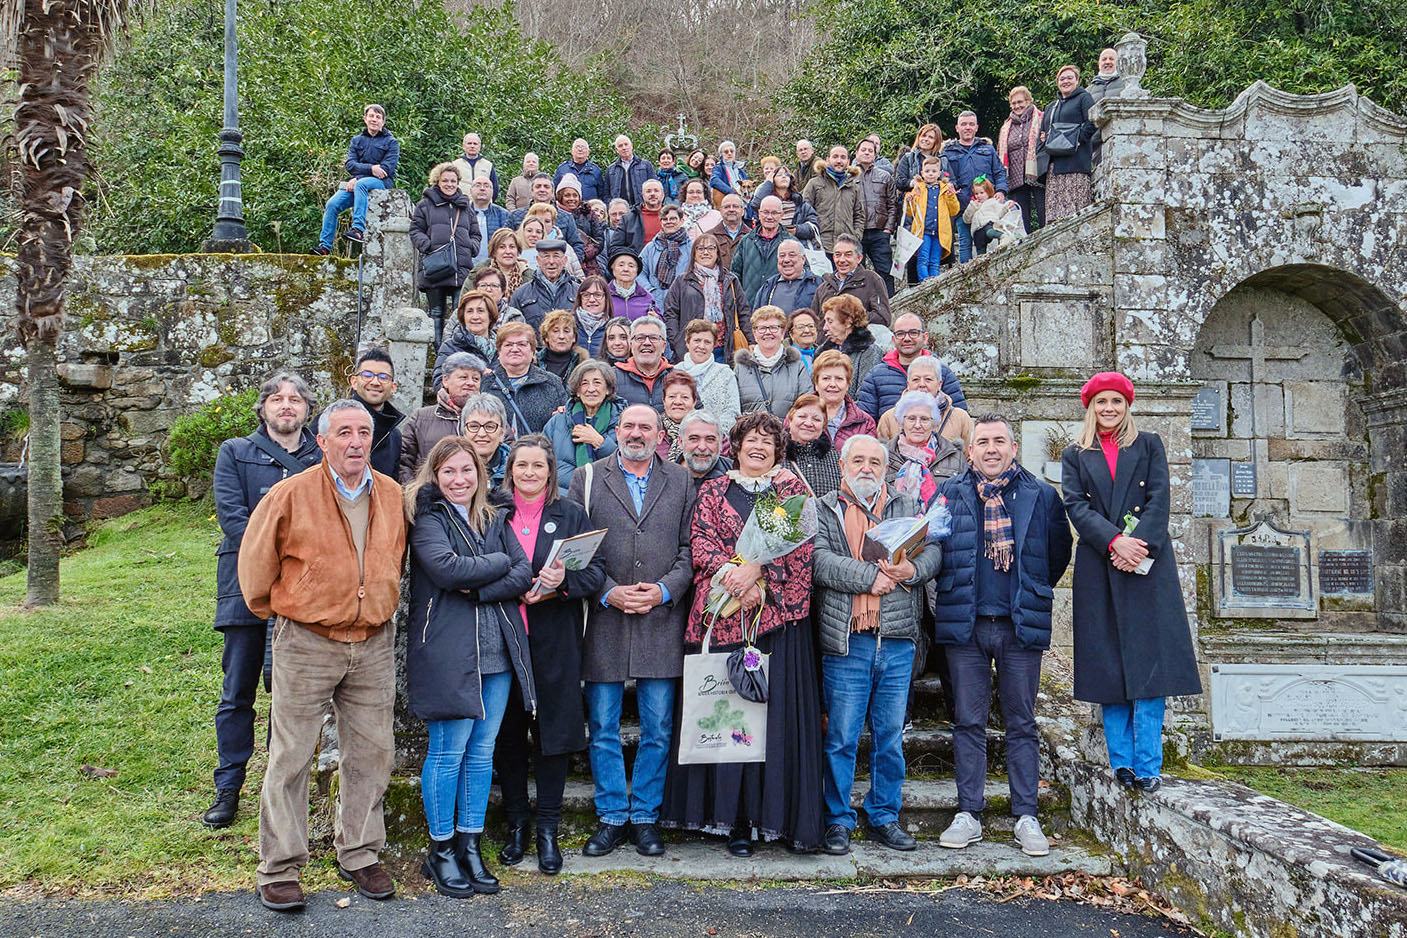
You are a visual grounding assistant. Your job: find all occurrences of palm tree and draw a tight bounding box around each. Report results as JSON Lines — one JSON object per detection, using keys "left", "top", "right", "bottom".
{"left": 5, "top": 0, "right": 141, "bottom": 605}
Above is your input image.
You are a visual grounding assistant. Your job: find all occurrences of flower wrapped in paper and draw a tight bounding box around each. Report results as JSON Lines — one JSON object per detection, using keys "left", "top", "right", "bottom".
{"left": 702, "top": 492, "right": 817, "bottom": 620}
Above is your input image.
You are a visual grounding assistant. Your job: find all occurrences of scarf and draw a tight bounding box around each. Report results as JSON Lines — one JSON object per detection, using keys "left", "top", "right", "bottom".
{"left": 571, "top": 400, "right": 613, "bottom": 467}
{"left": 675, "top": 354, "right": 717, "bottom": 385}
{"left": 466, "top": 330, "right": 495, "bottom": 362}
{"left": 751, "top": 344, "right": 786, "bottom": 370}
{"left": 977, "top": 463, "right": 1022, "bottom": 572}
{"left": 826, "top": 167, "right": 847, "bottom": 186}
{"left": 576, "top": 304, "right": 608, "bottom": 343}
{"left": 697, "top": 265, "right": 724, "bottom": 325}
{"left": 500, "top": 263, "right": 524, "bottom": 296}
{"left": 897, "top": 436, "right": 939, "bottom": 505}
{"left": 654, "top": 230, "right": 690, "bottom": 291}
{"left": 840, "top": 479, "right": 887, "bottom": 632}
{"left": 662, "top": 412, "right": 684, "bottom": 462}
{"left": 721, "top": 160, "right": 740, "bottom": 188}
{"left": 682, "top": 201, "right": 712, "bottom": 227}
{"left": 657, "top": 167, "right": 680, "bottom": 200}
{"left": 999, "top": 106, "right": 1043, "bottom": 187}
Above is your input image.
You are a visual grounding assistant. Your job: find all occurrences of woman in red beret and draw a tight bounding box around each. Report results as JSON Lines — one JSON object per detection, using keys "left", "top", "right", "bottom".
{"left": 1059, "top": 372, "right": 1201, "bottom": 793}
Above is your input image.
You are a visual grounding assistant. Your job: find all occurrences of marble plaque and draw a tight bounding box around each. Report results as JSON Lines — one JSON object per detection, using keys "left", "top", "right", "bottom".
{"left": 1319, "top": 550, "right": 1373, "bottom": 595}
{"left": 1190, "top": 387, "right": 1222, "bottom": 431}
{"left": 1210, "top": 663, "right": 1407, "bottom": 741}
{"left": 1232, "top": 462, "right": 1257, "bottom": 497}
{"left": 1192, "top": 458, "right": 1231, "bottom": 518}
{"left": 1215, "top": 519, "right": 1314, "bottom": 614}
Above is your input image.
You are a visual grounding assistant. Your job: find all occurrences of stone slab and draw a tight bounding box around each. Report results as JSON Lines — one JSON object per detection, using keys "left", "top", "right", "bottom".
{"left": 1191, "top": 457, "right": 1230, "bottom": 517}
{"left": 1209, "top": 662, "right": 1407, "bottom": 741}
{"left": 1213, "top": 519, "right": 1315, "bottom": 617}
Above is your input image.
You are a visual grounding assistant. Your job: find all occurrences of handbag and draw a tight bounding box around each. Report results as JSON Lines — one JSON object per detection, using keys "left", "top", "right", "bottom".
{"left": 1044, "top": 123, "right": 1081, "bottom": 157}
{"left": 421, "top": 209, "right": 461, "bottom": 281}
{"left": 801, "top": 240, "right": 833, "bottom": 276}
{"left": 677, "top": 619, "right": 769, "bottom": 764}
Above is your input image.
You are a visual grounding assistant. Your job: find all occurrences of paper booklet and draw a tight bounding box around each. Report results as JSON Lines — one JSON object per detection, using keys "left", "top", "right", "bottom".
{"left": 531, "top": 528, "right": 609, "bottom": 597}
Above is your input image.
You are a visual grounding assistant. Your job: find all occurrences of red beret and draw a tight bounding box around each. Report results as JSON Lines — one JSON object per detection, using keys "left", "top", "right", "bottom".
{"left": 1080, "top": 371, "right": 1135, "bottom": 409}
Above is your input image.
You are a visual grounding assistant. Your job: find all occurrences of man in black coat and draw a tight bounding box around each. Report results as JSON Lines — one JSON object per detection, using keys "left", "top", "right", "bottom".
{"left": 339, "top": 348, "right": 405, "bottom": 480}
{"left": 203, "top": 372, "right": 321, "bottom": 829}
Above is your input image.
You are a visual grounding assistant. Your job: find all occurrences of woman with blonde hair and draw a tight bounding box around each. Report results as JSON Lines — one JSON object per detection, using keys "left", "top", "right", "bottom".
{"left": 483, "top": 227, "right": 528, "bottom": 297}
{"left": 1059, "top": 372, "right": 1200, "bottom": 795}
{"left": 895, "top": 123, "right": 943, "bottom": 191}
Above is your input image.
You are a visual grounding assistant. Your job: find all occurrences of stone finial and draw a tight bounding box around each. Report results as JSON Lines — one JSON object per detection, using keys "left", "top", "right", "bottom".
{"left": 1115, "top": 32, "right": 1148, "bottom": 97}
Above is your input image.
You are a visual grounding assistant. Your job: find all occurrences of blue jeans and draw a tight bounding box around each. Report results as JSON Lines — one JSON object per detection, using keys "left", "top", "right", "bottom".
{"left": 421, "top": 671, "right": 512, "bottom": 839}
{"left": 319, "top": 176, "right": 387, "bottom": 248}
{"left": 955, "top": 216, "right": 973, "bottom": 263}
{"left": 915, "top": 233, "right": 944, "bottom": 280}
{"left": 821, "top": 632, "right": 915, "bottom": 829}
{"left": 1102, "top": 697, "right": 1166, "bottom": 778}
{"left": 861, "top": 228, "right": 895, "bottom": 296}
{"left": 586, "top": 678, "right": 676, "bottom": 825}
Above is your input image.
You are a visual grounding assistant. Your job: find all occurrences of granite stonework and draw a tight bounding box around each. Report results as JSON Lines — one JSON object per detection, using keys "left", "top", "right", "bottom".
{"left": 897, "top": 71, "right": 1407, "bottom": 762}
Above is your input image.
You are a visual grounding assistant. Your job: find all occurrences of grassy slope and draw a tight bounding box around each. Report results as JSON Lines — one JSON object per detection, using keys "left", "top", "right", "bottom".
{"left": 1215, "top": 766, "right": 1407, "bottom": 854}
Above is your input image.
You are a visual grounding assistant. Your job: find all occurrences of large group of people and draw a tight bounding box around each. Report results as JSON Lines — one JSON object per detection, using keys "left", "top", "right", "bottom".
{"left": 208, "top": 44, "right": 1200, "bottom": 913}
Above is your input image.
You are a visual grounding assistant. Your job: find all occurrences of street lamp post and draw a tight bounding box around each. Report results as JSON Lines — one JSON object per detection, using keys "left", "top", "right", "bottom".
{"left": 203, "top": 0, "right": 253, "bottom": 252}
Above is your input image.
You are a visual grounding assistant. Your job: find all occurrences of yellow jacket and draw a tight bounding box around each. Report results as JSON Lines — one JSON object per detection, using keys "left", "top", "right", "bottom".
{"left": 903, "top": 179, "right": 961, "bottom": 255}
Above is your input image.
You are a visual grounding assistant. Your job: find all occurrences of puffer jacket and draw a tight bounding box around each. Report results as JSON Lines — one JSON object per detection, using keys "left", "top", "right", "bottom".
{"left": 410, "top": 186, "right": 482, "bottom": 290}
{"left": 856, "top": 349, "right": 969, "bottom": 420}
{"left": 484, "top": 361, "right": 569, "bottom": 435}
{"left": 613, "top": 358, "right": 675, "bottom": 410}
{"left": 640, "top": 233, "right": 693, "bottom": 307}
{"left": 812, "top": 486, "right": 942, "bottom": 657}
{"left": 940, "top": 137, "right": 1009, "bottom": 209}
{"left": 734, "top": 345, "right": 812, "bottom": 419}
{"left": 544, "top": 399, "right": 624, "bottom": 493}
{"left": 801, "top": 166, "right": 867, "bottom": 251}
{"left": 931, "top": 467, "right": 1073, "bottom": 650}
{"left": 894, "top": 147, "right": 941, "bottom": 192}
{"left": 855, "top": 164, "right": 900, "bottom": 233}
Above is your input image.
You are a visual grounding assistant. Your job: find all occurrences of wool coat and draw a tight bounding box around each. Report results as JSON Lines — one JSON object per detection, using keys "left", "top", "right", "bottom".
{"left": 566, "top": 454, "right": 696, "bottom": 682}
{"left": 409, "top": 186, "right": 482, "bottom": 290}
{"left": 484, "top": 362, "right": 569, "bottom": 436}
{"left": 1060, "top": 431, "right": 1202, "bottom": 703}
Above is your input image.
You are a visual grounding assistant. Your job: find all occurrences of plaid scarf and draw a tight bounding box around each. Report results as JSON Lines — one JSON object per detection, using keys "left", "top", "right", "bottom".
{"left": 654, "top": 229, "right": 691, "bottom": 291}
{"left": 976, "top": 463, "right": 1021, "bottom": 572}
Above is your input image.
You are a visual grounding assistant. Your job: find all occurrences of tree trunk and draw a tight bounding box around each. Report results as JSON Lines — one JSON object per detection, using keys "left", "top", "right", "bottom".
{"left": 24, "top": 338, "right": 61, "bottom": 607}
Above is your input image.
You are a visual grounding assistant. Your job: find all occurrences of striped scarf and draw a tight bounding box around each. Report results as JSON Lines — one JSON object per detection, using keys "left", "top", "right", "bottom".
{"left": 976, "top": 463, "right": 1021, "bottom": 572}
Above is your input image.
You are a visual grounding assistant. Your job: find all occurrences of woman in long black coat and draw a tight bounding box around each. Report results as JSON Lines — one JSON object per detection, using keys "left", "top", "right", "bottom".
{"left": 411, "top": 162, "right": 484, "bottom": 346}
{"left": 1060, "top": 372, "right": 1201, "bottom": 793}
{"left": 490, "top": 434, "right": 605, "bottom": 874}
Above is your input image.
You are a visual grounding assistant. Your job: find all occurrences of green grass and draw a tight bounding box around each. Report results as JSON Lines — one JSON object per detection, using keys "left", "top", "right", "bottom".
{"left": 0, "top": 504, "right": 348, "bottom": 897}
{"left": 1215, "top": 766, "right": 1407, "bottom": 853}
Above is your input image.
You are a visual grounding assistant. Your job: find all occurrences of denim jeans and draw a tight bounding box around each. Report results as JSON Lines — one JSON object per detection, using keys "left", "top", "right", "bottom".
{"left": 319, "top": 176, "right": 387, "bottom": 248}
{"left": 821, "top": 632, "right": 915, "bottom": 829}
{"left": 947, "top": 616, "right": 1042, "bottom": 817}
{"left": 1102, "top": 697, "right": 1166, "bottom": 778}
{"left": 915, "top": 233, "right": 944, "bottom": 280}
{"left": 213, "top": 621, "right": 272, "bottom": 791}
{"left": 586, "top": 678, "right": 676, "bottom": 825}
{"left": 955, "top": 216, "right": 973, "bottom": 263}
{"left": 861, "top": 228, "right": 895, "bottom": 296}
{"left": 421, "top": 671, "right": 512, "bottom": 839}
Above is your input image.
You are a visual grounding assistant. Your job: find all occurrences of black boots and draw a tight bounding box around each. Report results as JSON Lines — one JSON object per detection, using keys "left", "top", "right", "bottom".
{"left": 201, "top": 789, "right": 239, "bottom": 829}
{"left": 454, "top": 831, "right": 500, "bottom": 894}
{"left": 422, "top": 838, "right": 474, "bottom": 898}
{"left": 536, "top": 825, "right": 563, "bottom": 874}
{"left": 498, "top": 818, "right": 530, "bottom": 866}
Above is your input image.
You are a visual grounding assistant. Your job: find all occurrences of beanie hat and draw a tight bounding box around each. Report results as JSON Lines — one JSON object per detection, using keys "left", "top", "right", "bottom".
{"left": 1080, "top": 371, "right": 1135, "bottom": 408}
{"left": 556, "top": 173, "right": 582, "bottom": 195}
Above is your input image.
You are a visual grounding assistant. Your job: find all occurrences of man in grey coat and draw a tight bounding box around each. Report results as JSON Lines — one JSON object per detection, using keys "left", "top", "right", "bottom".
{"left": 813, "top": 434, "right": 942, "bottom": 856}
{"left": 567, "top": 404, "right": 695, "bottom": 859}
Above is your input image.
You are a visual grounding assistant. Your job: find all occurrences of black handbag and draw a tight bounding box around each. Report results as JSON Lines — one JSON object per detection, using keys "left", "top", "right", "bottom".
{"left": 421, "top": 209, "right": 461, "bottom": 281}
{"left": 1044, "top": 123, "right": 1081, "bottom": 157}
{"left": 724, "top": 609, "right": 769, "bottom": 703}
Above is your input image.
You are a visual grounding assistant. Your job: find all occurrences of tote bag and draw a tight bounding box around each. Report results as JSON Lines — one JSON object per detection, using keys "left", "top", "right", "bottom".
{"left": 892, "top": 225, "right": 922, "bottom": 278}
{"left": 677, "top": 619, "right": 768, "bottom": 764}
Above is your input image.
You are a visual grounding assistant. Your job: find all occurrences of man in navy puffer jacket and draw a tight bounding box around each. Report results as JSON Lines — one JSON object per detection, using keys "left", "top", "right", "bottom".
{"left": 317, "top": 104, "right": 400, "bottom": 253}
{"left": 855, "top": 312, "right": 967, "bottom": 420}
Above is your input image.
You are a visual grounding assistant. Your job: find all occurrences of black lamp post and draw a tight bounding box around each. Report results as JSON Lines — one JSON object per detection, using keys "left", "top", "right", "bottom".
{"left": 203, "top": 0, "right": 253, "bottom": 252}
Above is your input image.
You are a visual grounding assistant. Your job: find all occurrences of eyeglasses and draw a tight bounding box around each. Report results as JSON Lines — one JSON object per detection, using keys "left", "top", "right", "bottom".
{"left": 754, "top": 325, "right": 783, "bottom": 335}
{"left": 580, "top": 290, "right": 606, "bottom": 298}
{"left": 634, "top": 335, "right": 664, "bottom": 345}
{"left": 464, "top": 421, "right": 501, "bottom": 434}
{"left": 892, "top": 329, "right": 924, "bottom": 339}
{"left": 357, "top": 370, "right": 393, "bottom": 382}
{"left": 902, "top": 414, "right": 935, "bottom": 424}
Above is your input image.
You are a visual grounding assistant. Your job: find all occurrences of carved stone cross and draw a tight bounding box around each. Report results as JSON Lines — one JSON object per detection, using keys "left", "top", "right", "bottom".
{"left": 1207, "top": 314, "right": 1308, "bottom": 478}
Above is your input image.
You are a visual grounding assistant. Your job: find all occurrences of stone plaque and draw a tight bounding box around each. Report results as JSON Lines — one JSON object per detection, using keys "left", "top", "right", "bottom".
{"left": 1190, "top": 387, "right": 1222, "bottom": 431}
{"left": 1210, "top": 663, "right": 1407, "bottom": 741}
{"left": 1232, "top": 462, "right": 1257, "bottom": 497}
{"left": 1319, "top": 550, "right": 1373, "bottom": 595}
{"left": 1191, "top": 458, "right": 1231, "bottom": 518}
{"left": 1215, "top": 519, "right": 1314, "bottom": 615}
{"left": 1015, "top": 286, "right": 1101, "bottom": 371}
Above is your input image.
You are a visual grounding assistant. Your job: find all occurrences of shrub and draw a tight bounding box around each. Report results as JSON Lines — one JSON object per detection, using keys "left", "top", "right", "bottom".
{"left": 165, "top": 388, "right": 259, "bottom": 480}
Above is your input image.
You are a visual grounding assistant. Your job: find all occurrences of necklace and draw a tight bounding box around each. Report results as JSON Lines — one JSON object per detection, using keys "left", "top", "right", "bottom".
{"left": 515, "top": 493, "right": 545, "bottom": 535}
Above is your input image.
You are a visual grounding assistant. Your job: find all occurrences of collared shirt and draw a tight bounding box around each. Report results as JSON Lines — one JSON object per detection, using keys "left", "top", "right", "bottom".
{"left": 600, "top": 453, "right": 671, "bottom": 607}
{"left": 473, "top": 208, "right": 490, "bottom": 264}
{"left": 333, "top": 465, "right": 373, "bottom": 500}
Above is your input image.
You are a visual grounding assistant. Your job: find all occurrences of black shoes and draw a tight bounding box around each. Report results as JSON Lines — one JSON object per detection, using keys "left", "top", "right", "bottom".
{"left": 422, "top": 837, "right": 475, "bottom": 898}
{"left": 312, "top": 245, "right": 330, "bottom": 256}
{"left": 537, "top": 826, "right": 563, "bottom": 874}
{"left": 346, "top": 228, "right": 365, "bottom": 243}
{"left": 202, "top": 789, "right": 239, "bottom": 829}
{"left": 821, "top": 823, "right": 851, "bottom": 856}
{"left": 1134, "top": 775, "right": 1162, "bottom": 793}
{"left": 866, "top": 821, "right": 918, "bottom": 851}
{"left": 454, "top": 832, "right": 500, "bottom": 894}
{"left": 1115, "top": 767, "right": 1136, "bottom": 788}
{"left": 499, "top": 819, "right": 530, "bottom": 866}
{"left": 726, "top": 826, "right": 753, "bottom": 857}
{"left": 582, "top": 822, "right": 631, "bottom": 857}
{"left": 632, "top": 822, "right": 666, "bottom": 856}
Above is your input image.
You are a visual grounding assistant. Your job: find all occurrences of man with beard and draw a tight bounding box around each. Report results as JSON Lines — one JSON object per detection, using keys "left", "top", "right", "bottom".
{"left": 676, "top": 409, "right": 732, "bottom": 491}
{"left": 812, "top": 434, "right": 943, "bottom": 856}
{"left": 856, "top": 312, "right": 968, "bottom": 421}
{"left": 568, "top": 404, "right": 695, "bottom": 859}
{"left": 397, "top": 352, "right": 486, "bottom": 481}
{"left": 203, "top": 372, "right": 322, "bottom": 830}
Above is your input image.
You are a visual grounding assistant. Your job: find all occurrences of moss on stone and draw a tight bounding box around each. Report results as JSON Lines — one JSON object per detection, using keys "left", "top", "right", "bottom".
{"left": 273, "top": 279, "right": 327, "bottom": 319}
{"left": 1004, "top": 373, "right": 1044, "bottom": 393}
{"left": 197, "top": 344, "right": 235, "bottom": 368}
{"left": 119, "top": 254, "right": 184, "bottom": 271}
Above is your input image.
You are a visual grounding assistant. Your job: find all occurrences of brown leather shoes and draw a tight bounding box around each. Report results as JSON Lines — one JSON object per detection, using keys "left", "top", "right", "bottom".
{"left": 339, "top": 861, "right": 396, "bottom": 900}
{"left": 257, "top": 880, "right": 306, "bottom": 912}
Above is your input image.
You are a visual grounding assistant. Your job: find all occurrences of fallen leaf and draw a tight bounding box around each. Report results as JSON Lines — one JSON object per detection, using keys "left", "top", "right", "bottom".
{"left": 336, "top": 896, "right": 351, "bottom": 908}
{"left": 905, "top": 912, "right": 914, "bottom": 926}
{"left": 140, "top": 665, "right": 152, "bottom": 674}
{"left": 79, "top": 765, "right": 118, "bottom": 778}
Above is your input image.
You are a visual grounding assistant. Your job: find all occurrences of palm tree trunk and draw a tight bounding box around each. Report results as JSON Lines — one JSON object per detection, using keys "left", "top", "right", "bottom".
{"left": 24, "top": 338, "right": 60, "bottom": 606}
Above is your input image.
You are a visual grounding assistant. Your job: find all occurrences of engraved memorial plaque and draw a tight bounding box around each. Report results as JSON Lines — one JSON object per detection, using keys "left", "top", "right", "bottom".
{"left": 1210, "top": 663, "right": 1407, "bottom": 741}
{"left": 1318, "top": 549, "right": 1373, "bottom": 595}
{"left": 1230, "top": 545, "right": 1300, "bottom": 598}
{"left": 1232, "top": 462, "right": 1257, "bottom": 497}
{"left": 1190, "top": 386, "right": 1222, "bottom": 431}
{"left": 1214, "top": 519, "right": 1314, "bottom": 616}
{"left": 1192, "top": 458, "right": 1231, "bottom": 518}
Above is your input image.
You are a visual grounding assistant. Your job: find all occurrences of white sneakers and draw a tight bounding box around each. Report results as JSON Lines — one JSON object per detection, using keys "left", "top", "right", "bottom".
{"left": 938, "top": 811, "right": 983, "bottom": 848}
{"left": 1013, "top": 815, "right": 1050, "bottom": 856}
{"left": 939, "top": 811, "right": 1050, "bottom": 857}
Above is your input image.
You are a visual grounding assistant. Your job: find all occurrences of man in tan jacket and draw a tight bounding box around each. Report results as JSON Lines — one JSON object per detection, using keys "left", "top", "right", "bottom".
{"left": 238, "top": 399, "right": 407, "bottom": 912}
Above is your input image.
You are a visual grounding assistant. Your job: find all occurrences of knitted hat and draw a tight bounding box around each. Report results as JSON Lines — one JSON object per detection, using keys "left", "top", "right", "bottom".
{"left": 556, "top": 173, "right": 582, "bottom": 195}
{"left": 1080, "top": 371, "right": 1135, "bottom": 408}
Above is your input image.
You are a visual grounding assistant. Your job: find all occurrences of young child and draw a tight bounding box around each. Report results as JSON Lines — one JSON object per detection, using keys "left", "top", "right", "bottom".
{"left": 902, "top": 157, "right": 960, "bottom": 281}
{"left": 962, "top": 177, "right": 1008, "bottom": 255}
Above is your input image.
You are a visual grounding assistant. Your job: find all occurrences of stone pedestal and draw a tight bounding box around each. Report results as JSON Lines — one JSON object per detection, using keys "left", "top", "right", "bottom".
{"left": 384, "top": 306, "right": 433, "bottom": 416}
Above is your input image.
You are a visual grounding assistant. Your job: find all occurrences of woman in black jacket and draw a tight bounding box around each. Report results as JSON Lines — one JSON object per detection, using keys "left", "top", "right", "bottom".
{"left": 490, "top": 434, "right": 606, "bottom": 874}
{"left": 405, "top": 436, "right": 534, "bottom": 897}
{"left": 1060, "top": 373, "right": 1201, "bottom": 794}
{"left": 1039, "top": 65, "right": 1098, "bottom": 222}
{"left": 662, "top": 234, "right": 751, "bottom": 363}
{"left": 411, "top": 163, "right": 484, "bottom": 346}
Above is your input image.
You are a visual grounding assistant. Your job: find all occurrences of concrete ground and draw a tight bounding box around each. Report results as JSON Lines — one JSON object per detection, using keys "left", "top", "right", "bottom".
{"left": 4, "top": 877, "right": 1198, "bottom": 938}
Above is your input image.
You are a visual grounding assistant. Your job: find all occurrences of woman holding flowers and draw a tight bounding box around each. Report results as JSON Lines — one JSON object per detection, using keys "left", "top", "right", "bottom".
{"left": 1059, "top": 372, "right": 1201, "bottom": 794}
{"left": 662, "top": 411, "right": 823, "bottom": 855}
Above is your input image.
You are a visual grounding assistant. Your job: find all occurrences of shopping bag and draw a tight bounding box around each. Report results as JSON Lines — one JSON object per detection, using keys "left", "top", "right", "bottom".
{"left": 801, "top": 242, "right": 833, "bottom": 277}
{"left": 677, "top": 622, "right": 768, "bottom": 764}
{"left": 892, "top": 226, "right": 922, "bottom": 278}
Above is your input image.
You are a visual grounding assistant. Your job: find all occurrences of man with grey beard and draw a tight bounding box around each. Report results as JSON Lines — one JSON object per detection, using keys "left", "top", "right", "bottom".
{"left": 812, "top": 434, "right": 942, "bottom": 857}
{"left": 676, "top": 410, "right": 732, "bottom": 491}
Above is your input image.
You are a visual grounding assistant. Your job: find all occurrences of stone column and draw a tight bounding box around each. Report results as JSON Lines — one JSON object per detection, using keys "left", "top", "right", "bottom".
{"left": 359, "top": 188, "right": 416, "bottom": 351}
{"left": 384, "top": 305, "right": 433, "bottom": 417}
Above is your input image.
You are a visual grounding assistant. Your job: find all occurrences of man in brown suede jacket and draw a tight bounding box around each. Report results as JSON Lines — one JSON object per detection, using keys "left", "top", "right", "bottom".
{"left": 238, "top": 398, "right": 407, "bottom": 912}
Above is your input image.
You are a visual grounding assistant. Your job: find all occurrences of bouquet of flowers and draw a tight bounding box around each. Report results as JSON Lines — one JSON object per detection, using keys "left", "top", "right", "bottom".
{"left": 703, "top": 492, "right": 817, "bottom": 620}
